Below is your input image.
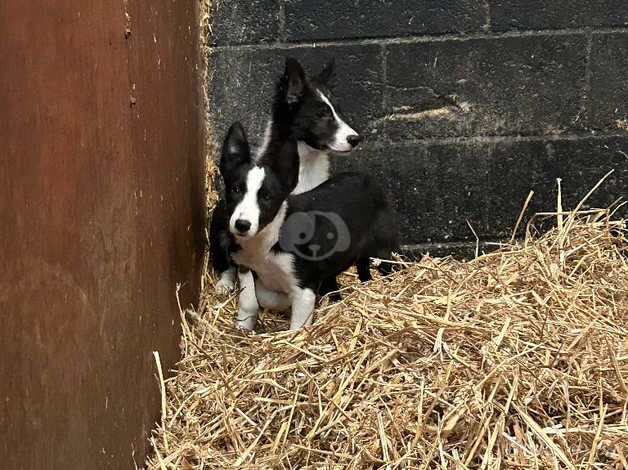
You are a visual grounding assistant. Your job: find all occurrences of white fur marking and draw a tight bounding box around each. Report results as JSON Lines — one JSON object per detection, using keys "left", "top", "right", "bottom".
{"left": 236, "top": 270, "right": 258, "bottom": 330}
{"left": 215, "top": 267, "right": 236, "bottom": 294}
{"left": 233, "top": 203, "right": 287, "bottom": 265}
{"left": 248, "top": 251, "right": 296, "bottom": 296}
{"left": 290, "top": 288, "right": 316, "bottom": 330}
{"left": 318, "top": 90, "right": 357, "bottom": 153}
{"left": 293, "top": 142, "right": 330, "bottom": 194}
{"left": 232, "top": 203, "right": 305, "bottom": 326}
{"left": 230, "top": 166, "right": 265, "bottom": 236}
{"left": 255, "top": 282, "right": 291, "bottom": 310}
{"left": 232, "top": 203, "right": 297, "bottom": 300}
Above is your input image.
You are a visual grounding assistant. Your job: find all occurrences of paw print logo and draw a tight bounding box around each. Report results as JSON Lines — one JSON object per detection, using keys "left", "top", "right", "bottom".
{"left": 279, "top": 211, "right": 351, "bottom": 260}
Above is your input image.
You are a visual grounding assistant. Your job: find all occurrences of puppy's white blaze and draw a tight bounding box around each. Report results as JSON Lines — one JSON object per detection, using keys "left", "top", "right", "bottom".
{"left": 230, "top": 166, "right": 265, "bottom": 237}
{"left": 317, "top": 90, "right": 357, "bottom": 153}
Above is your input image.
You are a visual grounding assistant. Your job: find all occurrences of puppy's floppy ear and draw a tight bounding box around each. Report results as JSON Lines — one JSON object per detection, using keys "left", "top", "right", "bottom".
{"left": 220, "top": 122, "right": 251, "bottom": 180}
{"left": 315, "top": 58, "right": 336, "bottom": 89}
{"left": 280, "top": 57, "right": 306, "bottom": 105}
{"left": 270, "top": 138, "right": 300, "bottom": 194}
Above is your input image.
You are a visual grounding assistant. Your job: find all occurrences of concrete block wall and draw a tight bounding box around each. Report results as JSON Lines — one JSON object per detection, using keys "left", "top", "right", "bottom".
{"left": 207, "top": 1, "right": 628, "bottom": 256}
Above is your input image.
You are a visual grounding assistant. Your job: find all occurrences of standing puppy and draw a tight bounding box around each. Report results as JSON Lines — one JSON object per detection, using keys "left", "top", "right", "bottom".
{"left": 210, "top": 58, "right": 361, "bottom": 295}
{"left": 220, "top": 122, "right": 398, "bottom": 330}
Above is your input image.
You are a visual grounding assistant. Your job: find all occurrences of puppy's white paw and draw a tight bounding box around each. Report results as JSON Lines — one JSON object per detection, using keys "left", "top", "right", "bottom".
{"left": 214, "top": 277, "right": 235, "bottom": 295}
{"left": 234, "top": 314, "right": 256, "bottom": 331}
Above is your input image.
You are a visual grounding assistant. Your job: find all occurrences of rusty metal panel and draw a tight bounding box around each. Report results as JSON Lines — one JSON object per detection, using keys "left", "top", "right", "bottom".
{"left": 0, "top": 1, "right": 204, "bottom": 468}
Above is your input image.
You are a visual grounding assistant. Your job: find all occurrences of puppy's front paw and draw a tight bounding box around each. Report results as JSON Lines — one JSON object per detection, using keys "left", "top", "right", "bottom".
{"left": 234, "top": 315, "right": 256, "bottom": 331}
{"left": 214, "top": 277, "right": 235, "bottom": 295}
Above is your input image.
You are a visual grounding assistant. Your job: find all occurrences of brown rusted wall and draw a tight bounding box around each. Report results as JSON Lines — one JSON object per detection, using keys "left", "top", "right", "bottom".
{"left": 0, "top": 1, "right": 203, "bottom": 468}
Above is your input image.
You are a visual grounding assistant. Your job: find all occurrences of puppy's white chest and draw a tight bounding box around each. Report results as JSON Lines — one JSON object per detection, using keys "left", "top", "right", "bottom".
{"left": 233, "top": 250, "right": 296, "bottom": 294}
{"left": 293, "top": 143, "right": 330, "bottom": 194}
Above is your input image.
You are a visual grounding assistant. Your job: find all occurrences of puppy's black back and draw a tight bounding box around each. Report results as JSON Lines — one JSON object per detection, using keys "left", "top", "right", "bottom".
{"left": 285, "top": 172, "right": 398, "bottom": 288}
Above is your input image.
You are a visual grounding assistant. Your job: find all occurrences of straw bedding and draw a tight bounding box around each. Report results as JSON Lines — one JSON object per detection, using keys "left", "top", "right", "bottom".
{"left": 146, "top": 206, "right": 627, "bottom": 469}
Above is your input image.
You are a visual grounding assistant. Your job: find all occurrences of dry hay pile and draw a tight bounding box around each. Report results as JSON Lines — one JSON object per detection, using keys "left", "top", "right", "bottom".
{"left": 147, "top": 208, "right": 627, "bottom": 469}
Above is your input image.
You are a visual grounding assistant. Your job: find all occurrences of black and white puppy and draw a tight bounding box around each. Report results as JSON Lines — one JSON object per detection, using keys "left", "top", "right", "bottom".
{"left": 220, "top": 122, "right": 398, "bottom": 330}
{"left": 210, "top": 58, "right": 361, "bottom": 295}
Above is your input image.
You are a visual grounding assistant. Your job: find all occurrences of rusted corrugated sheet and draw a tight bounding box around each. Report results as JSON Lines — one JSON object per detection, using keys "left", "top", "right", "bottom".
{"left": 0, "top": 1, "right": 204, "bottom": 468}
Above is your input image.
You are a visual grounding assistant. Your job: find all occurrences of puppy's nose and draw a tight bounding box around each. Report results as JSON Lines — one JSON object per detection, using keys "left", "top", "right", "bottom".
{"left": 235, "top": 219, "right": 251, "bottom": 233}
{"left": 347, "top": 134, "right": 363, "bottom": 148}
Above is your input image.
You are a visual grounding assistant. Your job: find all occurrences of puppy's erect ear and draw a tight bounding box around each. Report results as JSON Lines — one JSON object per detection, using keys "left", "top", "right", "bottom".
{"left": 270, "top": 138, "right": 300, "bottom": 194}
{"left": 281, "top": 57, "right": 306, "bottom": 105}
{"left": 220, "top": 122, "right": 251, "bottom": 179}
{"left": 315, "top": 58, "right": 336, "bottom": 89}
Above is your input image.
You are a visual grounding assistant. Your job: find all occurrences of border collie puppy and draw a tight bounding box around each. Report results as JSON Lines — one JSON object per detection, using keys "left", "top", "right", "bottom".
{"left": 220, "top": 122, "right": 398, "bottom": 330}
{"left": 210, "top": 58, "right": 361, "bottom": 295}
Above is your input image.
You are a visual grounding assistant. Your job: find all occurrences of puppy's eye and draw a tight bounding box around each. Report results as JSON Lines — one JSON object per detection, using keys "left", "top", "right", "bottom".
{"left": 316, "top": 106, "right": 331, "bottom": 118}
{"left": 259, "top": 189, "right": 272, "bottom": 202}
{"left": 232, "top": 184, "right": 244, "bottom": 194}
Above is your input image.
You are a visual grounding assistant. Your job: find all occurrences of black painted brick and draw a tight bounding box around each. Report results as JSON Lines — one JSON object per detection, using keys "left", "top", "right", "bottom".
{"left": 208, "top": 44, "right": 384, "bottom": 149}
{"left": 285, "top": 0, "right": 488, "bottom": 42}
{"left": 385, "top": 35, "right": 588, "bottom": 140}
{"left": 208, "top": 48, "right": 279, "bottom": 144}
{"left": 486, "top": 136, "right": 628, "bottom": 238}
{"left": 335, "top": 136, "right": 627, "bottom": 245}
{"left": 486, "top": 139, "right": 553, "bottom": 238}
{"left": 207, "top": 0, "right": 280, "bottom": 46}
{"left": 207, "top": 1, "right": 628, "bottom": 252}
{"left": 334, "top": 143, "right": 491, "bottom": 244}
{"left": 490, "top": 0, "right": 628, "bottom": 31}
{"left": 589, "top": 33, "right": 628, "bottom": 133}
{"left": 548, "top": 137, "right": 628, "bottom": 211}
{"left": 402, "top": 241, "right": 497, "bottom": 261}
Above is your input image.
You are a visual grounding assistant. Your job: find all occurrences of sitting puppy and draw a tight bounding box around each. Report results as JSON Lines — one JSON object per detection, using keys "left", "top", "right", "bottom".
{"left": 209, "top": 57, "right": 362, "bottom": 298}
{"left": 220, "top": 122, "right": 398, "bottom": 330}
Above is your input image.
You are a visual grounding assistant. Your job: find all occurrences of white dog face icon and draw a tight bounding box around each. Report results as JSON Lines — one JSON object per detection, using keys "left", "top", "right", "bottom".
{"left": 279, "top": 211, "right": 350, "bottom": 261}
